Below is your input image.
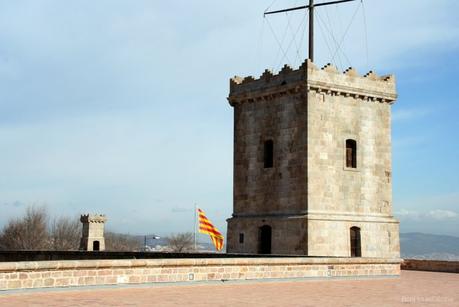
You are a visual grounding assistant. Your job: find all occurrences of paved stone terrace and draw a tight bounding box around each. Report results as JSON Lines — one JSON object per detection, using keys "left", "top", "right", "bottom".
{"left": 0, "top": 271, "right": 457, "bottom": 306}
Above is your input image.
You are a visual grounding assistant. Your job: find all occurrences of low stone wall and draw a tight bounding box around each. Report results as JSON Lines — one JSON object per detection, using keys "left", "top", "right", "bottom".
{"left": 0, "top": 251, "right": 287, "bottom": 262}
{"left": 0, "top": 257, "right": 400, "bottom": 291}
{"left": 401, "top": 259, "right": 459, "bottom": 273}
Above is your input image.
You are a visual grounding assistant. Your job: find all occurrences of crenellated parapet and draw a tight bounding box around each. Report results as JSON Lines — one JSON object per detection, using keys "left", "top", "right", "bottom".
{"left": 80, "top": 214, "right": 107, "bottom": 224}
{"left": 229, "top": 59, "right": 397, "bottom": 106}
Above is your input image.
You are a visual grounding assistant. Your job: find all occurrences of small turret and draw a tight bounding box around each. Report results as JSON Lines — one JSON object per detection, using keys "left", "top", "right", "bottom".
{"left": 79, "top": 214, "right": 107, "bottom": 251}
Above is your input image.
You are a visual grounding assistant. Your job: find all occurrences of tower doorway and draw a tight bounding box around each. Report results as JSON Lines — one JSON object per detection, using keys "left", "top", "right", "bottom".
{"left": 350, "top": 227, "right": 361, "bottom": 257}
{"left": 93, "top": 240, "right": 100, "bottom": 251}
{"left": 259, "top": 225, "right": 272, "bottom": 254}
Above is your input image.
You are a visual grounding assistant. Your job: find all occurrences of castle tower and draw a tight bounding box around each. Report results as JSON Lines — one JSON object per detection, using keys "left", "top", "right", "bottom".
{"left": 226, "top": 60, "right": 400, "bottom": 258}
{"left": 79, "top": 214, "right": 107, "bottom": 251}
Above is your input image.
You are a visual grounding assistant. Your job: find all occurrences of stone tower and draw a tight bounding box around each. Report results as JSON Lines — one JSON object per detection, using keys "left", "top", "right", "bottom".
{"left": 79, "top": 214, "right": 107, "bottom": 251}
{"left": 226, "top": 60, "right": 400, "bottom": 258}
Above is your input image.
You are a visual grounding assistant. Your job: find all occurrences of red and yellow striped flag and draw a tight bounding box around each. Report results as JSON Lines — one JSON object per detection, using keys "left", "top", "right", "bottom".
{"left": 198, "top": 208, "right": 224, "bottom": 251}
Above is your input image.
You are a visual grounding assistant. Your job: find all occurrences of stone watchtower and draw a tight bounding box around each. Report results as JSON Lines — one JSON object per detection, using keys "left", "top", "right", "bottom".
{"left": 79, "top": 214, "right": 107, "bottom": 251}
{"left": 226, "top": 60, "right": 400, "bottom": 258}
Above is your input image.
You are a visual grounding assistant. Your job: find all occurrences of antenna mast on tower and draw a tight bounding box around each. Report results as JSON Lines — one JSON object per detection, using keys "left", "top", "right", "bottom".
{"left": 264, "top": 0, "right": 357, "bottom": 62}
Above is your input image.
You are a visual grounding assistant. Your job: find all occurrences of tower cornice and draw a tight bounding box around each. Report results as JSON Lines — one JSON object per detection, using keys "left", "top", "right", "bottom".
{"left": 228, "top": 60, "right": 397, "bottom": 106}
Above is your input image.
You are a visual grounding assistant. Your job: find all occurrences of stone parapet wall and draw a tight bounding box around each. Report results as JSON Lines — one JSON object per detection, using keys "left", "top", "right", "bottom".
{"left": 229, "top": 60, "right": 396, "bottom": 104}
{"left": 0, "top": 257, "right": 401, "bottom": 291}
{"left": 80, "top": 214, "right": 107, "bottom": 223}
{"left": 401, "top": 259, "right": 459, "bottom": 273}
{"left": 307, "top": 63, "right": 396, "bottom": 103}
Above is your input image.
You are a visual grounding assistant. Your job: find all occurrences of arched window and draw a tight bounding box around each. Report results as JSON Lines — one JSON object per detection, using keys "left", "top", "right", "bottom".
{"left": 350, "top": 227, "right": 361, "bottom": 257}
{"left": 264, "top": 140, "right": 273, "bottom": 168}
{"left": 346, "top": 139, "right": 357, "bottom": 168}
{"left": 93, "top": 240, "right": 100, "bottom": 251}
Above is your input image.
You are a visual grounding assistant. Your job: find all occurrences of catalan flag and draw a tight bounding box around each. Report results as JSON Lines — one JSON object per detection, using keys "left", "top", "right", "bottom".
{"left": 198, "top": 208, "right": 224, "bottom": 251}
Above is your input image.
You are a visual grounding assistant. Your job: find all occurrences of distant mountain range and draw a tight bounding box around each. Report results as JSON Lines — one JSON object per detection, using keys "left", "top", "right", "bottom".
{"left": 400, "top": 232, "right": 459, "bottom": 261}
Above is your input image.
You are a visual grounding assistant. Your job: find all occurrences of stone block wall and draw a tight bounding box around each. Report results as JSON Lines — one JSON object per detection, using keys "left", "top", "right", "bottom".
{"left": 0, "top": 257, "right": 401, "bottom": 291}
{"left": 307, "top": 89, "right": 392, "bottom": 216}
{"left": 307, "top": 219, "right": 400, "bottom": 258}
{"left": 227, "top": 217, "right": 307, "bottom": 254}
{"left": 232, "top": 92, "right": 308, "bottom": 216}
{"left": 401, "top": 259, "right": 459, "bottom": 273}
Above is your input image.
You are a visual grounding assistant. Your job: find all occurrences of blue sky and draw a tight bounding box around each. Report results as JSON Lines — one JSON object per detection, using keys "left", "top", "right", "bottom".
{"left": 0, "top": 0, "right": 458, "bottom": 238}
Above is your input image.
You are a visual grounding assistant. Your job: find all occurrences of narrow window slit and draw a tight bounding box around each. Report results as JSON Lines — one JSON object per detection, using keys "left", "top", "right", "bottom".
{"left": 346, "top": 139, "right": 357, "bottom": 168}
{"left": 350, "top": 227, "right": 361, "bottom": 257}
{"left": 264, "top": 140, "right": 273, "bottom": 168}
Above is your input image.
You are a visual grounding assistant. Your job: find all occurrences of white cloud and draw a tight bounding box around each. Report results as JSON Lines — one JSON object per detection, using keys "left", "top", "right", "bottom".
{"left": 395, "top": 209, "right": 458, "bottom": 221}
{"left": 395, "top": 194, "right": 459, "bottom": 236}
{"left": 427, "top": 210, "right": 458, "bottom": 220}
{"left": 395, "top": 193, "right": 459, "bottom": 211}
{"left": 396, "top": 207, "right": 459, "bottom": 236}
{"left": 395, "top": 209, "right": 421, "bottom": 220}
{"left": 392, "top": 108, "right": 431, "bottom": 122}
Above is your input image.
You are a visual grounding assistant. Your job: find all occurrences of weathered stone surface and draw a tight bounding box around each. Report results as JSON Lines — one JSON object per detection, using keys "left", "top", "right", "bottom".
{"left": 402, "top": 259, "right": 459, "bottom": 273}
{"left": 227, "top": 59, "right": 400, "bottom": 258}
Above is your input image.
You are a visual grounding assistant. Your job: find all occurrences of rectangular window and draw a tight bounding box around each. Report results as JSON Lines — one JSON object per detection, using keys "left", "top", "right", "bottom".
{"left": 264, "top": 140, "right": 273, "bottom": 168}
{"left": 239, "top": 233, "right": 244, "bottom": 244}
{"left": 346, "top": 139, "right": 357, "bottom": 168}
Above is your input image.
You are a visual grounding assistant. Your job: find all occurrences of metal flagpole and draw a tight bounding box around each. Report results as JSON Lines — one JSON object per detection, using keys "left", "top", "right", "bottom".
{"left": 194, "top": 203, "right": 197, "bottom": 251}
{"left": 309, "top": 0, "right": 314, "bottom": 62}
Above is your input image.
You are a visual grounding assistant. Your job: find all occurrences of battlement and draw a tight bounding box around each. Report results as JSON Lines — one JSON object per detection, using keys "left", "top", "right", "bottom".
{"left": 229, "top": 59, "right": 397, "bottom": 105}
{"left": 80, "top": 214, "right": 107, "bottom": 224}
